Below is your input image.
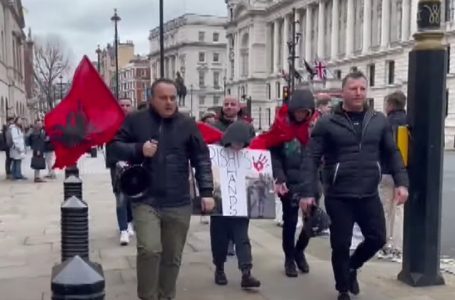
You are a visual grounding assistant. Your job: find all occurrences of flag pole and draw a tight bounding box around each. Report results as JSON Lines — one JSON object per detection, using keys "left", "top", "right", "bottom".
{"left": 111, "top": 9, "right": 121, "bottom": 100}
{"left": 290, "top": 8, "right": 296, "bottom": 93}
{"left": 159, "top": 0, "right": 165, "bottom": 78}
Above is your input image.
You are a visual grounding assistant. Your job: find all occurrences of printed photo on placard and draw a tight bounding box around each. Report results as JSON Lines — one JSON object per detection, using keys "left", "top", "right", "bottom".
{"left": 192, "top": 145, "right": 275, "bottom": 219}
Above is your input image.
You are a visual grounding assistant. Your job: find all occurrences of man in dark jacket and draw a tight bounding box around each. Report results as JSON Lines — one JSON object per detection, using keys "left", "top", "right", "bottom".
{"left": 378, "top": 91, "right": 407, "bottom": 259}
{"left": 305, "top": 71, "right": 409, "bottom": 300}
{"left": 271, "top": 89, "right": 315, "bottom": 278}
{"left": 109, "top": 79, "right": 215, "bottom": 300}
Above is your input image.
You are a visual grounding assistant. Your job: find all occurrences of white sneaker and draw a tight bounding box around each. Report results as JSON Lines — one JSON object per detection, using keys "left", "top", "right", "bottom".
{"left": 120, "top": 231, "right": 130, "bottom": 246}
{"left": 127, "top": 223, "right": 135, "bottom": 236}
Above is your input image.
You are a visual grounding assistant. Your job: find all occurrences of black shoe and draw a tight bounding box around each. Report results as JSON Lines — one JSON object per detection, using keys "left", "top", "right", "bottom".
{"left": 214, "top": 268, "right": 228, "bottom": 285}
{"left": 284, "top": 259, "right": 298, "bottom": 277}
{"left": 241, "top": 270, "right": 261, "bottom": 288}
{"left": 295, "top": 252, "right": 310, "bottom": 273}
{"left": 349, "top": 269, "right": 360, "bottom": 295}
{"left": 337, "top": 292, "right": 351, "bottom": 300}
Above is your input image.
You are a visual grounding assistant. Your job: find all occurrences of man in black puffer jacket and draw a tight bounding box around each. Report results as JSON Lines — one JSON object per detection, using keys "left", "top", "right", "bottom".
{"left": 109, "top": 79, "right": 215, "bottom": 300}
{"left": 305, "top": 71, "right": 409, "bottom": 300}
{"left": 270, "top": 89, "right": 315, "bottom": 278}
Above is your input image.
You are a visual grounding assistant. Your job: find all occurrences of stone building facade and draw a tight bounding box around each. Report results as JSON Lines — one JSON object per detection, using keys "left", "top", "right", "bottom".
{"left": 149, "top": 14, "right": 227, "bottom": 118}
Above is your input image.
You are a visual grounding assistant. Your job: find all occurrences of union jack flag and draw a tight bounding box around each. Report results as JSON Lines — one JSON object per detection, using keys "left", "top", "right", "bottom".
{"left": 314, "top": 60, "right": 327, "bottom": 80}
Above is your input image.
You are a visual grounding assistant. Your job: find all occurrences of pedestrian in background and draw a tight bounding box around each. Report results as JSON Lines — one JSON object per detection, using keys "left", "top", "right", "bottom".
{"left": 2, "top": 116, "right": 14, "bottom": 179}
{"left": 106, "top": 97, "right": 135, "bottom": 246}
{"left": 378, "top": 91, "right": 407, "bottom": 260}
{"left": 10, "top": 117, "right": 26, "bottom": 180}
{"left": 27, "top": 119, "right": 47, "bottom": 182}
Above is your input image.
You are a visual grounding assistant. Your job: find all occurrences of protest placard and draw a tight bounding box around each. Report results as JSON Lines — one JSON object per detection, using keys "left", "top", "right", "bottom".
{"left": 192, "top": 145, "right": 276, "bottom": 219}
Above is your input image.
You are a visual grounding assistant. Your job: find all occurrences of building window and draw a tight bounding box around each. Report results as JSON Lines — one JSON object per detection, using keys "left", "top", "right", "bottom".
{"left": 266, "top": 83, "right": 271, "bottom": 100}
{"left": 213, "top": 53, "right": 220, "bottom": 63}
{"left": 213, "top": 71, "right": 220, "bottom": 89}
{"left": 368, "top": 64, "right": 375, "bottom": 87}
{"left": 213, "top": 32, "right": 220, "bottom": 42}
{"left": 276, "top": 81, "right": 281, "bottom": 98}
{"left": 334, "top": 70, "right": 342, "bottom": 79}
{"left": 447, "top": 0, "right": 455, "bottom": 22}
{"left": 387, "top": 60, "right": 395, "bottom": 84}
{"left": 199, "top": 70, "right": 205, "bottom": 87}
{"left": 227, "top": 88, "right": 231, "bottom": 95}
{"left": 351, "top": 66, "right": 358, "bottom": 72}
{"left": 367, "top": 98, "right": 374, "bottom": 109}
{"left": 213, "top": 96, "right": 220, "bottom": 105}
{"left": 199, "top": 96, "right": 205, "bottom": 105}
{"left": 448, "top": 45, "right": 451, "bottom": 74}
{"left": 199, "top": 52, "right": 205, "bottom": 62}
{"left": 198, "top": 31, "right": 205, "bottom": 42}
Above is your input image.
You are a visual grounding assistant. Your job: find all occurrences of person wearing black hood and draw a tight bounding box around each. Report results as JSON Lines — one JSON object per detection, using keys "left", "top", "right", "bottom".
{"left": 211, "top": 119, "right": 261, "bottom": 290}
{"left": 212, "top": 96, "right": 255, "bottom": 256}
{"left": 270, "top": 89, "right": 316, "bottom": 277}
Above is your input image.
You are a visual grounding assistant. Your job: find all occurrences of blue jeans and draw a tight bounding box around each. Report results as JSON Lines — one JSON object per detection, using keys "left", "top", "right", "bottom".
{"left": 116, "top": 193, "right": 133, "bottom": 231}
{"left": 11, "top": 159, "right": 23, "bottom": 179}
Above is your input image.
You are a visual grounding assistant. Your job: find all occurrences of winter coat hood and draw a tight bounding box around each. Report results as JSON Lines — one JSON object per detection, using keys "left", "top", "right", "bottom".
{"left": 288, "top": 89, "right": 315, "bottom": 123}
{"left": 221, "top": 120, "right": 254, "bottom": 148}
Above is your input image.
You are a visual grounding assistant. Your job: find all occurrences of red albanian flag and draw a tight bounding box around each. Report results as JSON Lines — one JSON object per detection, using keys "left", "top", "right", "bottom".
{"left": 249, "top": 104, "right": 313, "bottom": 150}
{"left": 45, "top": 56, "right": 125, "bottom": 169}
{"left": 197, "top": 122, "right": 223, "bottom": 144}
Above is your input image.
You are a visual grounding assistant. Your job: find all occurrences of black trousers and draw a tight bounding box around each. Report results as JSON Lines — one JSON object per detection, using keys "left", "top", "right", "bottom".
{"left": 210, "top": 216, "right": 252, "bottom": 270}
{"left": 281, "top": 196, "right": 311, "bottom": 259}
{"left": 325, "top": 195, "right": 386, "bottom": 293}
{"left": 4, "top": 150, "right": 11, "bottom": 176}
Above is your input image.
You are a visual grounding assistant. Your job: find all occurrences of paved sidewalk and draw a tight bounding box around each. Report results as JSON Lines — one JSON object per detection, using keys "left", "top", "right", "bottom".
{"left": 0, "top": 155, "right": 454, "bottom": 300}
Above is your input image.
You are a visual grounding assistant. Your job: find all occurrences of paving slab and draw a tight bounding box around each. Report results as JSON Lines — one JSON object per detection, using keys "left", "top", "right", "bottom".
{"left": 0, "top": 154, "right": 454, "bottom": 300}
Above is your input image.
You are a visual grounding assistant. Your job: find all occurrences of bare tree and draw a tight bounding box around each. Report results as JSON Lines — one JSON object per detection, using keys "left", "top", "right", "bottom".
{"left": 33, "top": 34, "right": 72, "bottom": 111}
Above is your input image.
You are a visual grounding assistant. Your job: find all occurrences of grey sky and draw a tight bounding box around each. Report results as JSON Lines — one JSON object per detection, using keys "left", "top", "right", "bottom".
{"left": 22, "top": 0, "right": 226, "bottom": 68}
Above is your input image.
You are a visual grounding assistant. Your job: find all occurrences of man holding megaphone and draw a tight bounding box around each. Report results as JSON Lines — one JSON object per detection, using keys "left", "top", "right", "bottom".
{"left": 109, "top": 78, "right": 215, "bottom": 300}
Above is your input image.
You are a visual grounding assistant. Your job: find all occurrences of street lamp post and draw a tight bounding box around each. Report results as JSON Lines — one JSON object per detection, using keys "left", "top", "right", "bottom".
{"left": 190, "top": 84, "right": 194, "bottom": 116}
{"left": 95, "top": 45, "right": 101, "bottom": 73}
{"left": 159, "top": 0, "right": 164, "bottom": 78}
{"left": 59, "top": 75, "right": 63, "bottom": 100}
{"left": 111, "top": 9, "right": 121, "bottom": 100}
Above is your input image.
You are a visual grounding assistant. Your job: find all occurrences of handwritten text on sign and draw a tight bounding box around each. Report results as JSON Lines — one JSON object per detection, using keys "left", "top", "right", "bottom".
{"left": 209, "top": 145, "right": 273, "bottom": 217}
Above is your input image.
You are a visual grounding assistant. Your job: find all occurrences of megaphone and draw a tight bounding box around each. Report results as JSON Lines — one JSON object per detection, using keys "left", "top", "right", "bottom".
{"left": 116, "top": 161, "right": 150, "bottom": 199}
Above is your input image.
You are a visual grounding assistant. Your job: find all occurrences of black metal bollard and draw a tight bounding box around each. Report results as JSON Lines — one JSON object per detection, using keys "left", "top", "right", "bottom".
{"left": 51, "top": 255, "right": 105, "bottom": 300}
{"left": 61, "top": 196, "right": 89, "bottom": 262}
{"left": 64, "top": 176, "right": 83, "bottom": 201}
{"left": 65, "top": 165, "right": 80, "bottom": 179}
